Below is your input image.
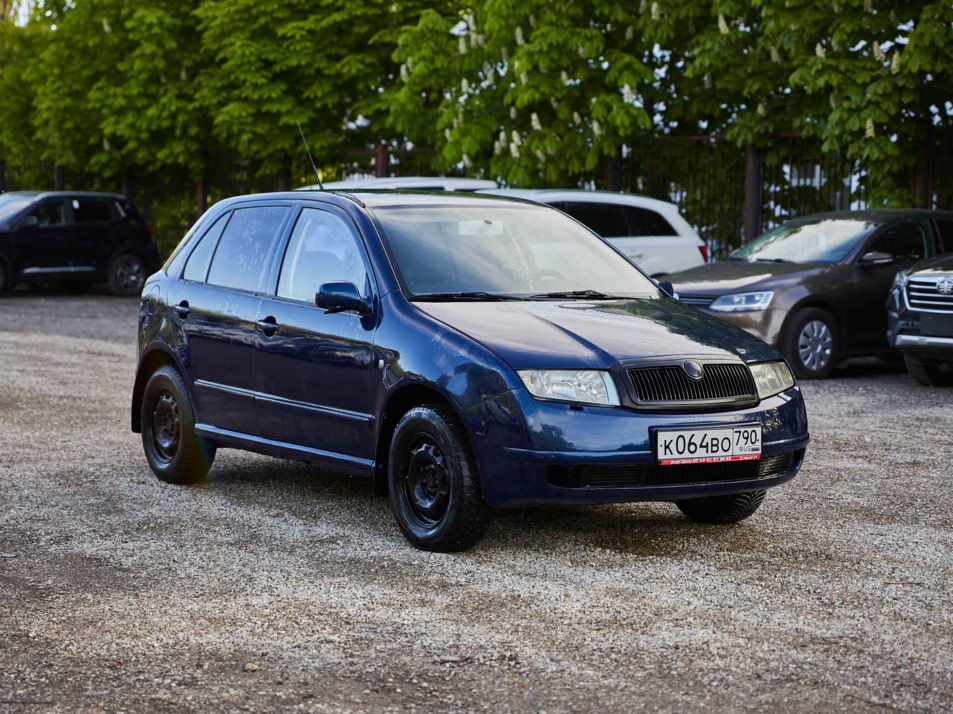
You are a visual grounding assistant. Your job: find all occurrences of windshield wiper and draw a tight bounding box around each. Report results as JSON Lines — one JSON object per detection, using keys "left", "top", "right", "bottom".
{"left": 754, "top": 257, "right": 794, "bottom": 263}
{"left": 529, "top": 289, "right": 624, "bottom": 300}
{"left": 410, "top": 291, "right": 524, "bottom": 301}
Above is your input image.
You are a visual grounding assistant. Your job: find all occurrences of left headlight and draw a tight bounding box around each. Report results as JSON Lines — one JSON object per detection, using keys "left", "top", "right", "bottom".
{"left": 710, "top": 291, "right": 774, "bottom": 312}
{"left": 892, "top": 269, "right": 909, "bottom": 289}
{"left": 750, "top": 361, "right": 795, "bottom": 400}
{"left": 517, "top": 370, "right": 621, "bottom": 407}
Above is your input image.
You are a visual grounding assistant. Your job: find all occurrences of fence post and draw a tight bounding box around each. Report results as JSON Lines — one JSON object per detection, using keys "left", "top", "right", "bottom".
{"left": 375, "top": 144, "right": 388, "bottom": 178}
{"left": 196, "top": 177, "right": 208, "bottom": 219}
{"left": 743, "top": 144, "right": 764, "bottom": 243}
{"left": 913, "top": 126, "right": 933, "bottom": 209}
{"left": 54, "top": 165, "right": 65, "bottom": 191}
{"left": 0, "top": 161, "right": 5, "bottom": 193}
{"left": 605, "top": 154, "right": 622, "bottom": 192}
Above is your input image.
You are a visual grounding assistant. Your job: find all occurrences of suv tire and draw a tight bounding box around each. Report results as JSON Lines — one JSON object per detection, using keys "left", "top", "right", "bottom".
{"left": 108, "top": 252, "right": 147, "bottom": 296}
{"left": 904, "top": 354, "right": 953, "bottom": 387}
{"left": 388, "top": 405, "right": 492, "bottom": 552}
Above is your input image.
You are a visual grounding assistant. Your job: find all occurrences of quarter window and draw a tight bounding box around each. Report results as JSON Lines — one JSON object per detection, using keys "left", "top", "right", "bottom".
{"left": 183, "top": 213, "right": 229, "bottom": 283}
{"left": 277, "top": 208, "right": 368, "bottom": 302}
{"left": 554, "top": 202, "right": 629, "bottom": 238}
{"left": 206, "top": 206, "right": 288, "bottom": 292}
{"left": 620, "top": 206, "right": 678, "bottom": 236}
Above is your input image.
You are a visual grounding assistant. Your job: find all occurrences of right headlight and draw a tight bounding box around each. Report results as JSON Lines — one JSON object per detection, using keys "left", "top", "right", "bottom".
{"left": 892, "top": 269, "right": 910, "bottom": 289}
{"left": 750, "top": 361, "right": 795, "bottom": 400}
{"left": 710, "top": 291, "right": 774, "bottom": 312}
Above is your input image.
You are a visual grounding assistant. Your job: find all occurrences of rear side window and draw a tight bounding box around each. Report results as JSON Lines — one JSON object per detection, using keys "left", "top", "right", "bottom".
{"left": 73, "top": 198, "right": 112, "bottom": 224}
{"left": 206, "top": 206, "right": 288, "bottom": 292}
{"left": 621, "top": 206, "right": 678, "bottom": 236}
{"left": 183, "top": 214, "right": 229, "bottom": 282}
{"left": 936, "top": 220, "right": 953, "bottom": 253}
{"left": 277, "top": 208, "right": 368, "bottom": 303}
{"left": 554, "top": 202, "right": 629, "bottom": 237}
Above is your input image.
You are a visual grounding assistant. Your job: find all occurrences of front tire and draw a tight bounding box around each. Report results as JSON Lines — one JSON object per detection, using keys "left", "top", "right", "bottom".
{"left": 676, "top": 490, "right": 766, "bottom": 524}
{"left": 141, "top": 366, "right": 215, "bottom": 484}
{"left": 388, "top": 405, "right": 491, "bottom": 552}
{"left": 783, "top": 307, "right": 838, "bottom": 379}
{"left": 904, "top": 354, "right": 953, "bottom": 387}
{"left": 108, "top": 252, "right": 147, "bottom": 296}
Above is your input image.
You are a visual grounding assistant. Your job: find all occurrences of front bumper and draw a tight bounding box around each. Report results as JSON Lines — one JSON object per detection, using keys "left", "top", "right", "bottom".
{"left": 465, "top": 386, "right": 809, "bottom": 508}
{"left": 692, "top": 306, "right": 787, "bottom": 348}
{"left": 887, "top": 288, "right": 953, "bottom": 362}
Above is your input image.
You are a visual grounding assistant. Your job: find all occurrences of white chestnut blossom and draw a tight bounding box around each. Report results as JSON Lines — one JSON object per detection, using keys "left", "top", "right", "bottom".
{"left": 520, "top": 71, "right": 528, "bottom": 85}
{"left": 400, "top": 64, "right": 409, "bottom": 82}
{"left": 510, "top": 106, "right": 518, "bottom": 120}
{"left": 461, "top": 78, "right": 470, "bottom": 94}
{"left": 465, "top": 13, "right": 476, "bottom": 32}
{"left": 651, "top": 3, "right": 659, "bottom": 21}
{"left": 757, "top": 103, "right": 766, "bottom": 117}
{"left": 459, "top": 36, "right": 467, "bottom": 55}
{"left": 718, "top": 14, "right": 729, "bottom": 34}
{"left": 561, "top": 70, "right": 570, "bottom": 86}
{"left": 444, "top": 128, "right": 452, "bottom": 142}
{"left": 531, "top": 112, "right": 542, "bottom": 131}
{"left": 592, "top": 121, "right": 602, "bottom": 137}
{"left": 572, "top": 111, "right": 582, "bottom": 125}
{"left": 511, "top": 130, "right": 522, "bottom": 146}
{"left": 550, "top": 97, "right": 559, "bottom": 110}
{"left": 462, "top": 154, "right": 472, "bottom": 169}
{"left": 891, "top": 50, "right": 901, "bottom": 74}
{"left": 510, "top": 142, "right": 520, "bottom": 158}
{"left": 622, "top": 84, "right": 636, "bottom": 103}
{"left": 815, "top": 43, "right": 826, "bottom": 59}
{"left": 626, "top": 26, "right": 634, "bottom": 41}
{"left": 102, "top": 18, "right": 111, "bottom": 33}
{"left": 770, "top": 47, "right": 781, "bottom": 64}
{"left": 865, "top": 119, "right": 875, "bottom": 138}
{"left": 515, "top": 26, "right": 525, "bottom": 46}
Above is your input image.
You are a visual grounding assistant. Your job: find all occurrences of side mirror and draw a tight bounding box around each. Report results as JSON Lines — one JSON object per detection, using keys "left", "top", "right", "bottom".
{"left": 19, "top": 215, "right": 39, "bottom": 229}
{"left": 859, "top": 251, "right": 895, "bottom": 267}
{"left": 656, "top": 279, "right": 677, "bottom": 299}
{"left": 315, "top": 281, "right": 373, "bottom": 317}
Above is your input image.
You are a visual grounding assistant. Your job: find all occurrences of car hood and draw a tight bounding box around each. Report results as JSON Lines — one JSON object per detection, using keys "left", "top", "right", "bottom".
{"left": 669, "top": 260, "right": 823, "bottom": 294}
{"left": 907, "top": 253, "right": 953, "bottom": 276}
{"left": 415, "top": 297, "right": 779, "bottom": 370}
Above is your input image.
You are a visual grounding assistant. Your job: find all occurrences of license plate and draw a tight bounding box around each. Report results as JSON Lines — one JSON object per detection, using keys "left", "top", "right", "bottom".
{"left": 656, "top": 426, "right": 761, "bottom": 466}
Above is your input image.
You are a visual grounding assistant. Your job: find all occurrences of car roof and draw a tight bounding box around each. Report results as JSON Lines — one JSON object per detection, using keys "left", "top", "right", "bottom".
{"left": 211, "top": 189, "right": 549, "bottom": 213}
{"left": 786, "top": 209, "right": 953, "bottom": 222}
{"left": 299, "top": 176, "right": 499, "bottom": 191}
{"left": 0, "top": 190, "right": 127, "bottom": 200}
{"left": 477, "top": 187, "right": 681, "bottom": 211}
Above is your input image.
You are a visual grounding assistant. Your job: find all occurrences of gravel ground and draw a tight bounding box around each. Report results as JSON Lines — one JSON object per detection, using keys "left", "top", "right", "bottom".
{"left": 0, "top": 294, "right": 951, "bottom": 713}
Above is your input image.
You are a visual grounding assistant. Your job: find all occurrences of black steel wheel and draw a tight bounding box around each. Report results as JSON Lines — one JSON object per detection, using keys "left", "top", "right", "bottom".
{"left": 141, "top": 365, "right": 215, "bottom": 484}
{"left": 108, "top": 253, "right": 147, "bottom": 296}
{"left": 904, "top": 354, "right": 953, "bottom": 387}
{"left": 783, "top": 307, "right": 838, "bottom": 380}
{"left": 676, "top": 490, "right": 766, "bottom": 524}
{"left": 388, "top": 404, "right": 491, "bottom": 552}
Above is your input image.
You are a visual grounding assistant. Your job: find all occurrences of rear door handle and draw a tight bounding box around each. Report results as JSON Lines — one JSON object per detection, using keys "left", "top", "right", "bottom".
{"left": 256, "top": 316, "right": 278, "bottom": 337}
{"left": 175, "top": 301, "right": 191, "bottom": 319}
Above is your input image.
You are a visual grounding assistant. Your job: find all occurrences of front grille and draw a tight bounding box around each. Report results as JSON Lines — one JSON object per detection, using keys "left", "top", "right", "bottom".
{"left": 627, "top": 362, "right": 756, "bottom": 408}
{"left": 906, "top": 276, "right": 953, "bottom": 313}
{"left": 546, "top": 449, "right": 803, "bottom": 489}
{"left": 679, "top": 295, "right": 716, "bottom": 308}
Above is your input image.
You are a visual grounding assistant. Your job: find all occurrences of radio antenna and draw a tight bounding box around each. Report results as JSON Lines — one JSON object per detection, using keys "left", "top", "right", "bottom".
{"left": 296, "top": 119, "right": 324, "bottom": 190}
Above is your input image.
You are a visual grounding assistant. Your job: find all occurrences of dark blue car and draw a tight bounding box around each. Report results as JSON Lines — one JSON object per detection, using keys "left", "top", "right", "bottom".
{"left": 132, "top": 191, "right": 809, "bottom": 551}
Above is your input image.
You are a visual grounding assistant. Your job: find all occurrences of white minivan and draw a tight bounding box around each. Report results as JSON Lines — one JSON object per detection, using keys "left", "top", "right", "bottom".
{"left": 478, "top": 188, "right": 707, "bottom": 276}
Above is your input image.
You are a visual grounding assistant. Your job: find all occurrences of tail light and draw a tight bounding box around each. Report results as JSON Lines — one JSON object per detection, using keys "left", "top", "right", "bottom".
{"left": 148, "top": 224, "right": 155, "bottom": 236}
{"left": 699, "top": 245, "right": 709, "bottom": 263}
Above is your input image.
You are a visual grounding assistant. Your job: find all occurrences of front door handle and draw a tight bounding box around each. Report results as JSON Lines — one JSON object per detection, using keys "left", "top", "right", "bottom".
{"left": 256, "top": 316, "right": 278, "bottom": 337}
{"left": 175, "top": 301, "right": 191, "bottom": 319}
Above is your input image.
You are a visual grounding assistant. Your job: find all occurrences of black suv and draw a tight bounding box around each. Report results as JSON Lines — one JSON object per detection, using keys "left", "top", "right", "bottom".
{"left": 888, "top": 252, "right": 953, "bottom": 385}
{"left": 0, "top": 191, "right": 160, "bottom": 296}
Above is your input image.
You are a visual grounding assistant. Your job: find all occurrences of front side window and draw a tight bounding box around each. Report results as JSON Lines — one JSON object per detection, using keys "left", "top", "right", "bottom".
{"left": 866, "top": 221, "right": 929, "bottom": 262}
{"left": 206, "top": 206, "right": 288, "bottom": 292}
{"left": 277, "top": 208, "right": 368, "bottom": 302}
{"left": 28, "top": 200, "right": 69, "bottom": 227}
{"left": 621, "top": 206, "right": 678, "bottom": 236}
{"left": 733, "top": 219, "right": 880, "bottom": 264}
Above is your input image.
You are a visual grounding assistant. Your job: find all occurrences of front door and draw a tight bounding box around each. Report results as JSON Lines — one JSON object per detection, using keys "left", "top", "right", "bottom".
{"left": 254, "top": 206, "right": 378, "bottom": 460}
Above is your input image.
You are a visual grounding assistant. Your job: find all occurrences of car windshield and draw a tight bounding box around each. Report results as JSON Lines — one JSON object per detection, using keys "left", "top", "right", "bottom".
{"left": 0, "top": 194, "right": 36, "bottom": 222}
{"left": 732, "top": 218, "right": 881, "bottom": 264}
{"left": 371, "top": 203, "right": 659, "bottom": 299}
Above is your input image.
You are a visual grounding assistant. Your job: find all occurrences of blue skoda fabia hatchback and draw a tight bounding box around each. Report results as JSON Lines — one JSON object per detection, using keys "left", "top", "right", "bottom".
{"left": 132, "top": 191, "right": 809, "bottom": 551}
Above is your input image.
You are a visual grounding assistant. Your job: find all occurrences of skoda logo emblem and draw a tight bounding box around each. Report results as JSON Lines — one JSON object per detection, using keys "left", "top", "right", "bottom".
{"left": 938, "top": 278, "right": 953, "bottom": 295}
{"left": 683, "top": 360, "right": 704, "bottom": 380}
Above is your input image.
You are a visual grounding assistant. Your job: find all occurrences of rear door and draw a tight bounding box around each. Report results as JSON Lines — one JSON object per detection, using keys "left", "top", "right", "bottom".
{"left": 169, "top": 203, "right": 291, "bottom": 434}
{"left": 69, "top": 196, "right": 116, "bottom": 273}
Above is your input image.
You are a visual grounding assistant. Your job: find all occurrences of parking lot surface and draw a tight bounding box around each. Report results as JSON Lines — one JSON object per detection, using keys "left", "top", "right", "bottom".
{"left": 0, "top": 293, "right": 951, "bottom": 713}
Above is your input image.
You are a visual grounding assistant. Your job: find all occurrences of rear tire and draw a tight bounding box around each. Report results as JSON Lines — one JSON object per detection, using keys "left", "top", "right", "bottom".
{"left": 783, "top": 308, "right": 838, "bottom": 380}
{"left": 108, "top": 252, "right": 147, "bottom": 296}
{"left": 676, "top": 490, "right": 766, "bottom": 524}
{"left": 904, "top": 354, "right": 953, "bottom": 387}
{"left": 388, "top": 405, "right": 491, "bottom": 552}
{"left": 141, "top": 366, "right": 215, "bottom": 484}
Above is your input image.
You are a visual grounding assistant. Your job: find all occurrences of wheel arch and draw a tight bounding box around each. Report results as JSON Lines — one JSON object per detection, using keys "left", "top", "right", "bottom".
{"left": 373, "top": 382, "right": 469, "bottom": 497}
{"left": 131, "top": 346, "right": 180, "bottom": 433}
{"left": 780, "top": 298, "right": 848, "bottom": 358}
